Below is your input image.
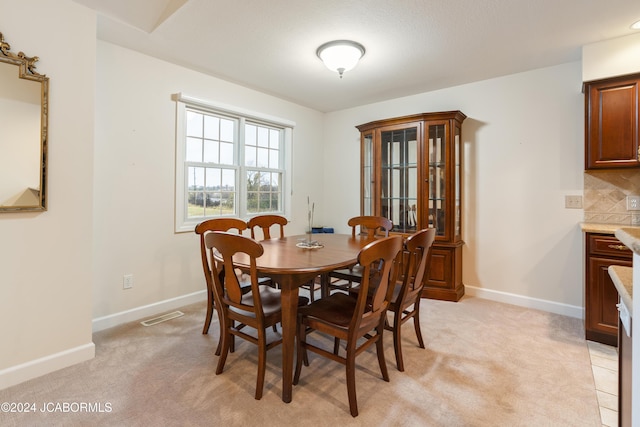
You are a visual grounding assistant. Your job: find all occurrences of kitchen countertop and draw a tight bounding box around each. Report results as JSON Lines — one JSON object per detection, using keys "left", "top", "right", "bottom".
{"left": 615, "top": 227, "right": 640, "bottom": 255}
{"left": 607, "top": 227, "right": 640, "bottom": 317}
{"left": 581, "top": 222, "right": 640, "bottom": 234}
{"left": 609, "top": 265, "right": 633, "bottom": 316}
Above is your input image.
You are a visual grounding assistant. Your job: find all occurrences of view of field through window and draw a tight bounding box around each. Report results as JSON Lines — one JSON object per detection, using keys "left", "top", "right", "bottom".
{"left": 184, "top": 109, "right": 283, "bottom": 219}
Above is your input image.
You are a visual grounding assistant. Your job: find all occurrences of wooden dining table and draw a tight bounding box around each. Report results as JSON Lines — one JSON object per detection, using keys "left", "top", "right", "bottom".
{"left": 230, "top": 233, "right": 375, "bottom": 403}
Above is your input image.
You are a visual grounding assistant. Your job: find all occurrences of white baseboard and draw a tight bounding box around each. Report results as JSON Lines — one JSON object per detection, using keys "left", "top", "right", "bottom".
{"left": 1, "top": 288, "right": 578, "bottom": 391}
{"left": 0, "top": 291, "right": 207, "bottom": 391}
{"left": 465, "top": 285, "right": 584, "bottom": 319}
{"left": 92, "top": 290, "right": 207, "bottom": 332}
{"left": 0, "top": 343, "right": 95, "bottom": 390}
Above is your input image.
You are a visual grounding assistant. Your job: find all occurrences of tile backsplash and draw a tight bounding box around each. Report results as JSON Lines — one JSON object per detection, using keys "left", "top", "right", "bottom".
{"left": 584, "top": 169, "right": 640, "bottom": 225}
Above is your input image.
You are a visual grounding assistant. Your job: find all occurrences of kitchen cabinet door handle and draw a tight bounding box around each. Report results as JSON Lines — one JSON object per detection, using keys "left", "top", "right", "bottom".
{"left": 608, "top": 244, "right": 629, "bottom": 251}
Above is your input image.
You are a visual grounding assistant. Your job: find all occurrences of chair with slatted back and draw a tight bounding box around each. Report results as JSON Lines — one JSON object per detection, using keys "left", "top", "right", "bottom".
{"left": 326, "top": 216, "right": 393, "bottom": 295}
{"left": 248, "top": 214, "right": 319, "bottom": 301}
{"left": 387, "top": 228, "right": 435, "bottom": 371}
{"left": 293, "top": 235, "right": 403, "bottom": 417}
{"left": 247, "top": 214, "right": 288, "bottom": 240}
{"left": 195, "top": 218, "right": 273, "bottom": 356}
{"left": 207, "top": 231, "right": 308, "bottom": 400}
{"left": 350, "top": 228, "right": 435, "bottom": 371}
{"left": 196, "top": 218, "right": 249, "bottom": 336}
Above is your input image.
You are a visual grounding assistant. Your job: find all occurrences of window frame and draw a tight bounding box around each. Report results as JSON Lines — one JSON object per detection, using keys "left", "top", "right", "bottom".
{"left": 173, "top": 93, "right": 295, "bottom": 233}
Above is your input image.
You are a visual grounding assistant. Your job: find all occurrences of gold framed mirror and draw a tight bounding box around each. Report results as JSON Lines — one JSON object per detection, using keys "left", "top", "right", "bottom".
{"left": 0, "top": 31, "right": 48, "bottom": 212}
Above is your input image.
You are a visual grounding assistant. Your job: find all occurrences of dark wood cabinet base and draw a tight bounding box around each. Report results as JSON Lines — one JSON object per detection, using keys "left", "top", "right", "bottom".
{"left": 586, "top": 329, "right": 618, "bottom": 347}
{"left": 422, "top": 285, "right": 465, "bottom": 302}
{"left": 585, "top": 233, "right": 632, "bottom": 346}
{"left": 422, "top": 241, "right": 464, "bottom": 302}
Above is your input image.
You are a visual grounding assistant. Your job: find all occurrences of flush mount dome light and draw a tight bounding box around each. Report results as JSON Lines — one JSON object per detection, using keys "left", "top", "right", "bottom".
{"left": 632, "top": 19, "right": 640, "bottom": 30}
{"left": 316, "top": 40, "right": 365, "bottom": 78}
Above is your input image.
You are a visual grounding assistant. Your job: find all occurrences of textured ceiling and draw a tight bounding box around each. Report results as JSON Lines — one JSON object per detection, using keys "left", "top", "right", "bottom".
{"left": 74, "top": 0, "right": 640, "bottom": 112}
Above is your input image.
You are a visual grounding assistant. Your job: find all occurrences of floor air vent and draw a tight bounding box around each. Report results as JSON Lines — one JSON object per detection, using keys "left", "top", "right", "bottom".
{"left": 140, "top": 311, "right": 184, "bottom": 326}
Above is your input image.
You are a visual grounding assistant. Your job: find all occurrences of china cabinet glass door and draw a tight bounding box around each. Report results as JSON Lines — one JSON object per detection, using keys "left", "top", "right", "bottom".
{"left": 454, "top": 125, "right": 461, "bottom": 239}
{"left": 380, "top": 127, "right": 418, "bottom": 233}
{"left": 362, "top": 133, "right": 374, "bottom": 216}
{"left": 428, "top": 124, "right": 446, "bottom": 236}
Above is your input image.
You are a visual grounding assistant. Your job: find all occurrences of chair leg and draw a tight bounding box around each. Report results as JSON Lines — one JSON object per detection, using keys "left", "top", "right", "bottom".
{"left": 255, "top": 328, "right": 266, "bottom": 400}
{"left": 215, "top": 301, "right": 225, "bottom": 356}
{"left": 333, "top": 337, "right": 340, "bottom": 355}
{"left": 345, "top": 341, "right": 358, "bottom": 417}
{"left": 376, "top": 323, "right": 390, "bottom": 381}
{"left": 413, "top": 302, "right": 425, "bottom": 349}
{"left": 230, "top": 320, "right": 236, "bottom": 353}
{"left": 293, "top": 321, "right": 306, "bottom": 385}
{"left": 203, "top": 291, "right": 214, "bottom": 334}
{"left": 301, "top": 326, "right": 310, "bottom": 367}
{"left": 392, "top": 315, "right": 404, "bottom": 372}
{"left": 216, "top": 327, "right": 230, "bottom": 375}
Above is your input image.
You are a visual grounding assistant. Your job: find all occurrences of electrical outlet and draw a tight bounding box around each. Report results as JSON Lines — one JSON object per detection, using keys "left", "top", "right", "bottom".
{"left": 565, "top": 195, "right": 583, "bottom": 209}
{"left": 627, "top": 196, "right": 640, "bottom": 211}
{"left": 123, "top": 274, "right": 134, "bottom": 289}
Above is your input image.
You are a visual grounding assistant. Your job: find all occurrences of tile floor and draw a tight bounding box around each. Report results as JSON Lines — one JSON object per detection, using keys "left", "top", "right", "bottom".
{"left": 588, "top": 341, "right": 619, "bottom": 427}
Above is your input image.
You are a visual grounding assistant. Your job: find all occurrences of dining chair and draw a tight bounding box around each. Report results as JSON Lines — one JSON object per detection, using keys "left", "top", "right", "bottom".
{"left": 247, "top": 214, "right": 288, "bottom": 240}
{"left": 293, "top": 235, "right": 403, "bottom": 417}
{"left": 206, "top": 231, "right": 309, "bottom": 400}
{"left": 248, "top": 214, "right": 319, "bottom": 301}
{"left": 350, "top": 228, "right": 436, "bottom": 371}
{"left": 326, "top": 216, "right": 393, "bottom": 295}
{"left": 195, "top": 218, "right": 272, "bottom": 355}
{"left": 387, "top": 228, "right": 435, "bottom": 371}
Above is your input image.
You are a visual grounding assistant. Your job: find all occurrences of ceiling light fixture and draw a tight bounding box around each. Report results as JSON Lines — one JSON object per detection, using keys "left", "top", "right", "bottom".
{"left": 632, "top": 20, "right": 640, "bottom": 30}
{"left": 316, "top": 40, "right": 365, "bottom": 78}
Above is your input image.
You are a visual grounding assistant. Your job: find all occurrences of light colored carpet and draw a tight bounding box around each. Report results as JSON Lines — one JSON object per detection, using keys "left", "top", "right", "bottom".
{"left": 0, "top": 295, "right": 601, "bottom": 426}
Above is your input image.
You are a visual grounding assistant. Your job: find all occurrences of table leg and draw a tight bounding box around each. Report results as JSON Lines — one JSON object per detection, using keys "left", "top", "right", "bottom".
{"left": 277, "top": 271, "right": 319, "bottom": 403}
{"left": 279, "top": 278, "right": 300, "bottom": 403}
{"left": 320, "top": 272, "right": 330, "bottom": 299}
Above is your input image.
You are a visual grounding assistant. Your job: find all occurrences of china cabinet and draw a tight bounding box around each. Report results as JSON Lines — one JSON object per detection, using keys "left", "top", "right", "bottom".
{"left": 584, "top": 73, "right": 640, "bottom": 169}
{"left": 357, "top": 111, "right": 466, "bottom": 301}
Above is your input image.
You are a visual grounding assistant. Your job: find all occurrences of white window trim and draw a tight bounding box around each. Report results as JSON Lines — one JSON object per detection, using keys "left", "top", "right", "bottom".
{"left": 173, "top": 93, "right": 295, "bottom": 233}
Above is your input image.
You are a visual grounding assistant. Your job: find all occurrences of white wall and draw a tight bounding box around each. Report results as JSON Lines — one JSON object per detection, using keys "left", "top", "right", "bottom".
{"left": 582, "top": 32, "right": 640, "bottom": 81}
{"left": 0, "top": 0, "right": 95, "bottom": 388}
{"left": 324, "top": 62, "right": 585, "bottom": 315}
{"left": 93, "top": 41, "right": 325, "bottom": 322}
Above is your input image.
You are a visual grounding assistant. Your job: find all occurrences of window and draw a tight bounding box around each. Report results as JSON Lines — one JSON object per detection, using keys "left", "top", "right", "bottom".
{"left": 174, "top": 93, "right": 294, "bottom": 232}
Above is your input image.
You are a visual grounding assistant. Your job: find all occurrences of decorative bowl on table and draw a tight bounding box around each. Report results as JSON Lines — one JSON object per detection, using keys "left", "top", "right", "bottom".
{"left": 296, "top": 238, "right": 324, "bottom": 249}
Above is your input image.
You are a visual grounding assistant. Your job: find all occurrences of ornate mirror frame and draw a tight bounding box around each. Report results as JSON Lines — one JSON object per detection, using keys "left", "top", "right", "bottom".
{"left": 0, "top": 31, "right": 48, "bottom": 212}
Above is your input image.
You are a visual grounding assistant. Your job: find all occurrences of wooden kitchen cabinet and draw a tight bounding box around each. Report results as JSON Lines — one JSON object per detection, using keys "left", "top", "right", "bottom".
{"left": 357, "top": 111, "right": 466, "bottom": 301}
{"left": 584, "top": 74, "right": 640, "bottom": 169}
{"left": 585, "top": 233, "right": 632, "bottom": 345}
